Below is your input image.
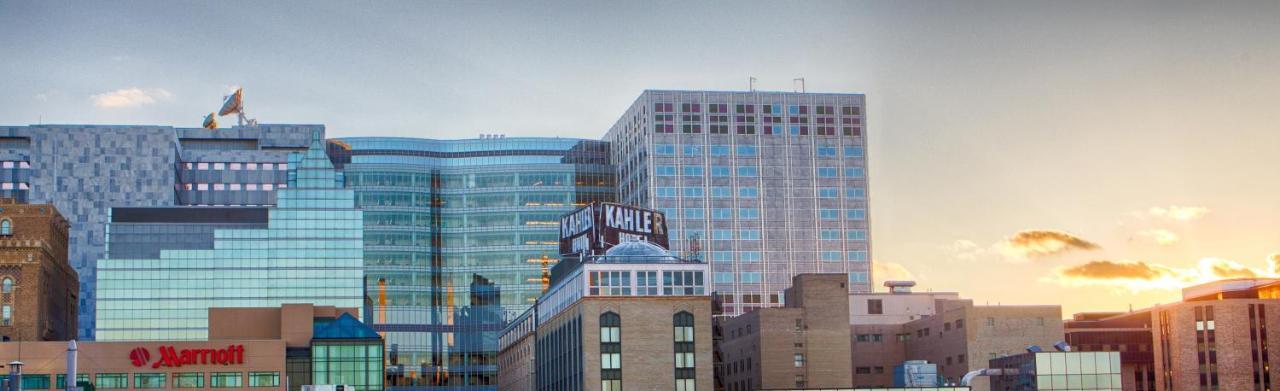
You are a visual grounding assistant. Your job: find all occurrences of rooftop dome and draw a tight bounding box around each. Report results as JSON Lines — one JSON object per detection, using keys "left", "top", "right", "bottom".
{"left": 603, "top": 240, "right": 675, "bottom": 260}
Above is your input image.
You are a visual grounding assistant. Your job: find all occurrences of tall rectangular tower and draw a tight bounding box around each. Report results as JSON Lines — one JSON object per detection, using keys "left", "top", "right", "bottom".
{"left": 604, "top": 90, "right": 870, "bottom": 316}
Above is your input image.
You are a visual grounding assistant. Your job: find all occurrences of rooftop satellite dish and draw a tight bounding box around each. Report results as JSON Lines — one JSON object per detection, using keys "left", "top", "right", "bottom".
{"left": 217, "top": 87, "right": 256, "bottom": 127}
{"left": 202, "top": 112, "right": 218, "bottom": 129}
{"left": 218, "top": 88, "right": 243, "bottom": 116}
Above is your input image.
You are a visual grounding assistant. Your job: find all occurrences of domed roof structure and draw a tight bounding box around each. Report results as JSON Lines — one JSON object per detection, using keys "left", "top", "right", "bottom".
{"left": 603, "top": 240, "right": 676, "bottom": 261}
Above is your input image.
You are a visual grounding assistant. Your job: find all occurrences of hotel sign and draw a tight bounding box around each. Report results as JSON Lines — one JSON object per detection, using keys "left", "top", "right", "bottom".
{"left": 559, "top": 202, "right": 668, "bottom": 256}
{"left": 130, "top": 345, "right": 246, "bottom": 368}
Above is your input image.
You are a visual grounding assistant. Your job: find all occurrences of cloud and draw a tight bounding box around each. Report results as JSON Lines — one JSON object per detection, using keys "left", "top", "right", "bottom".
{"left": 873, "top": 261, "right": 916, "bottom": 283}
{"left": 1049, "top": 257, "right": 1275, "bottom": 292}
{"left": 998, "top": 230, "right": 1101, "bottom": 258}
{"left": 1142, "top": 206, "right": 1210, "bottom": 221}
{"left": 1135, "top": 229, "right": 1179, "bottom": 246}
{"left": 948, "top": 239, "right": 987, "bottom": 262}
{"left": 90, "top": 88, "right": 172, "bottom": 108}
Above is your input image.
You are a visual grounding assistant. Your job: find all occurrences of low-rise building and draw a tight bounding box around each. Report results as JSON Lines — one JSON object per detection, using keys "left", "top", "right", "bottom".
{"left": 1151, "top": 278, "right": 1280, "bottom": 391}
{"left": 0, "top": 303, "right": 383, "bottom": 391}
{"left": 1064, "top": 310, "right": 1155, "bottom": 391}
{"left": 0, "top": 198, "right": 76, "bottom": 342}
{"left": 718, "top": 275, "right": 1065, "bottom": 390}
{"left": 899, "top": 299, "right": 1064, "bottom": 388}
{"left": 720, "top": 274, "right": 855, "bottom": 390}
{"left": 987, "top": 350, "right": 1123, "bottom": 390}
{"left": 497, "top": 241, "right": 713, "bottom": 391}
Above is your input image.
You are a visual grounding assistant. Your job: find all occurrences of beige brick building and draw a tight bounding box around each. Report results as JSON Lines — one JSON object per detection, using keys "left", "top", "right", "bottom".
{"left": 899, "top": 300, "right": 1064, "bottom": 389}
{"left": 1150, "top": 279, "right": 1280, "bottom": 391}
{"left": 719, "top": 274, "right": 854, "bottom": 390}
{"left": 0, "top": 198, "right": 76, "bottom": 342}
{"left": 497, "top": 241, "right": 714, "bottom": 391}
{"left": 719, "top": 274, "right": 1063, "bottom": 390}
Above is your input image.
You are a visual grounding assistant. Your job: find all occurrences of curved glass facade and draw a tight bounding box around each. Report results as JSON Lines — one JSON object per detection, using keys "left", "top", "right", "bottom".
{"left": 331, "top": 137, "right": 614, "bottom": 389}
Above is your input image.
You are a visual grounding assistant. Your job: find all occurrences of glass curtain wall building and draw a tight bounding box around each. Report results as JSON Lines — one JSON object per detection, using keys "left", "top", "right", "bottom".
{"left": 0, "top": 124, "right": 317, "bottom": 339}
{"left": 95, "top": 137, "right": 364, "bottom": 340}
{"left": 604, "top": 90, "right": 870, "bottom": 317}
{"left": 328, "top": 137, "right": 614, "bottom": 389}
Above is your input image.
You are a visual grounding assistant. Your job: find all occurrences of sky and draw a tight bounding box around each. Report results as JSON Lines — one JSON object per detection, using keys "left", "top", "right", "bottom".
{"left": 2, "top": 0, "right": 1278, "bottom": 316}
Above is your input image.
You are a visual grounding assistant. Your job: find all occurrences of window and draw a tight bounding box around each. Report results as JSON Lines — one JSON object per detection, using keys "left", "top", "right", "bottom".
{"left": 821, "top": 251, "right": 842, "bottom": 262}
{"left": 844, "top": 167, "right": 866, "bottom": 178}
{"left": 868, "top": 299, "right": 883, "bottom": 314}
{"left": 247, "top": 372, "right": 278, "bottom": 387}
{"left": 134, "top": 374, "right": 166, "bottom": 389}
{"left": 738, "top": 208, "right": 760, "bottom": 219}
{"left": 656, "top": 165, "right": 677, "bottom": 176}
{"left": 674, "top": 311, "right": 697, "bottom": 390}
{"left": 601, "top": 312, "right": 622, "bottom": 390}
{"left": 740, "top": 272, "right": 762, "bottom": 284}
{"left": 739, "top": 252, "right": 762, "bottom": 262}
{"left": 735, "top": 145, "right": 758, "bottom": 156}
{"left": 710, "top": 187, "right": 732, "bottom": 198}
{"left": 794, "top": 353, "right": 806, "bottom": 367}
{"left": 846, "top": 209, "right": 867, "bottom": 220}
{"left": 210, "top": 373, "right": 241, "bottom": 388}
{"left": 711, "top": 229, "right": 732, "bottom": 240}
{"left": 986, "top": 317, "right": 996, "bottom": 326}
{"left": 636, "top": 271, "right": 659, "bottom": 296}
{"left": 22, "top": 375, "right": 50, "bottom": 390}
{"left": 57, "top": 374, "right": 90, "bottom": 389}
{"left": 847, "top": 230, "right": 868, "bottom": 241}
{"left": 1, "top": 278, "right": 11, "bottom": 293}
{"left": 95, "top": 373, "right": 128, "bottom": 389}
{"left": 710, "top": 145, "right": 731, "bottom": 156}
{"left": 2, "top": 305, "right": 11, "bottom": 326}
{"left": 710, "top": 166, "right": 731, "bottom": 177}
{"left": 682, "top": 187, "right": 704, "bottom": 197}
{"left": 848, "top": 250, "right": 868, "bottom": 262}
{"left": 849, "top": 272, "right": 869, "bottom": 284}
{"left": 656, "top": 144, "right": 676, "bottom": 155}
{"left": 844, "top": 146, "right": 865, "bottom": 157}
{"left": 820, "top": 209, "right": 840, "bottom": 220}
{"left": 664, "top": 271, "right": 705, "bottom": 295}
{"left": 712, "top": 208, "right": 733, "bottom": 219}
{"left": 589, "top": 271, "right": 632, "bottom": 296}
{"left": 846, "top": 187, "right": 866, "bottom": 198}
{"left": 737, "top": 187, "right": 759, "bottom": 198}
{"left": 656, "top": 187, "right": 678, "bottom": 198}
{"left": 821, "top": 230, "right": 841, "bottom": 240}
{"left": 0, "top": 219, "right": 10, "bottom": 235}
{"left": 736, "top": 166, "right": 758, "bottom": 177}
{"left": 714, "top": 272, "right": 735, "bottom": 284}
{"left": 818, "top": 187, "right": 839, "bottom": 198}
{"left": 683, "top": 209, "right": 705, "bottom": 219}
{"left": 817, "top": 147, "right": 837, "bottom": 157}
{"left": 817, "top": 167, "right": 838, "bottom": 177}
{"left": 173, "top": 373, "right": 205, "bottom": 388}
{"left": 738, "top": 230, "right": 761, "bottom": 240}
{"left": 682, "top": 166, "right": 704, "bottom": 176}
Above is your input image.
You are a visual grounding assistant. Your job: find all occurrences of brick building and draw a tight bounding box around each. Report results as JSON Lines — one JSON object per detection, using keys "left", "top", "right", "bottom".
{"left": 719, "top": 274, "right": 855, "bottom": 390}
{"left": 0, "top": 198, "right": 76, "bottom": 341}
{"left": 1150, "top": 278, "right": 1280, "bottom": 391}
{"left": 496, "top": 241, "right": 714, "bottom": 391}
{"left": 1064, "top": 310, "right": 1156, "bottom": 391}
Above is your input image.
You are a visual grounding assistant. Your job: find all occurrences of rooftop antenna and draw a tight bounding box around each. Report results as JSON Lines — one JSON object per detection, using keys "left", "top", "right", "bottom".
{"left": 217, "top": 87, "right": 257, "bottom": 127}
{"left": 749, "top": 77, "right": 758, "bottom": 92}
{"left": 793, "top": 78, "right": 806, "bottom": 93}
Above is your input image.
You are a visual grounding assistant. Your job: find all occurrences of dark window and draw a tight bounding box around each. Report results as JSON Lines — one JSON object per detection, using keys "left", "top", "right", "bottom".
{"left": 867, "top": 299, "right": 883, "bottom": 315}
